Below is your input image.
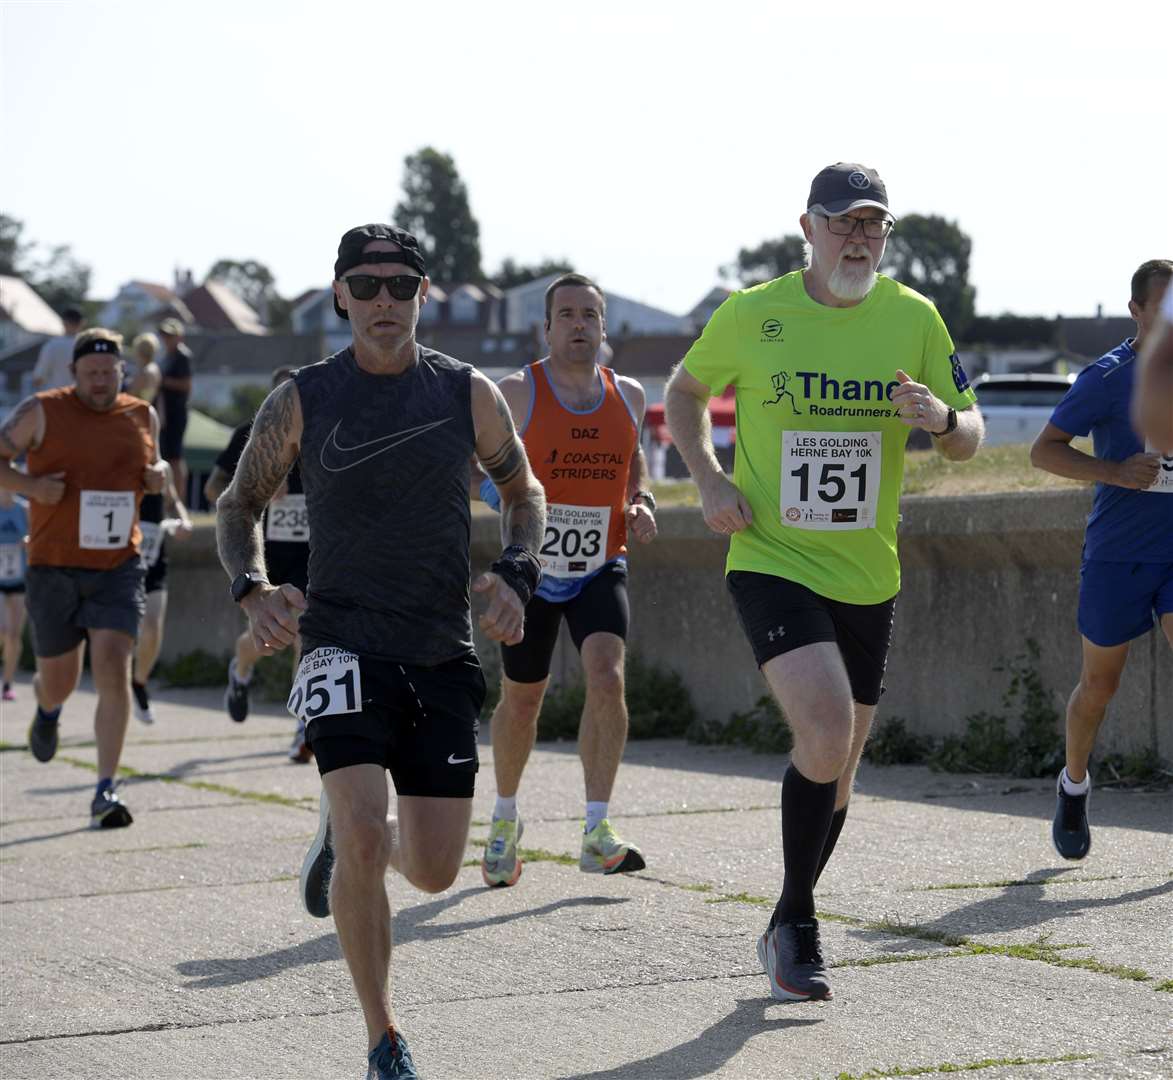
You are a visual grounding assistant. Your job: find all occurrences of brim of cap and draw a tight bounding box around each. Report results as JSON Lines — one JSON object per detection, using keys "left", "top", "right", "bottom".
{"left": 812, "top": 198, "right": 892, "bottom": 216}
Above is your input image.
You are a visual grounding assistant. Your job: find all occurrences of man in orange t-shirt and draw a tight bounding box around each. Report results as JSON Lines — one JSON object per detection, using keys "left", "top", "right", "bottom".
{"left": 0, "top": 328, "right": 166, "bottom": 828}
{"left": 475, "top": 273, "right": 658, "bottom": 888}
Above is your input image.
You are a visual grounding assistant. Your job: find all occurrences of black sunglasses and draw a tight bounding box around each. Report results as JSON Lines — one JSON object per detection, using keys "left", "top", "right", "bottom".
{"left": 343, "top": 274, "right": 422, "bottom": 302}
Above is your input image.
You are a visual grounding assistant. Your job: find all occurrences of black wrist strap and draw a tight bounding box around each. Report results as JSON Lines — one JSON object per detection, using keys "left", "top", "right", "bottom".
{"left": 490, "top": 545, "right": 542, "bottom": 606}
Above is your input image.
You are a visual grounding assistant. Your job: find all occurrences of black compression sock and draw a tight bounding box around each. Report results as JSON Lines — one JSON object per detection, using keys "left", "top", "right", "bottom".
{"left": 769, "top": 764, "right": 838, "bottom": 929}
{"left": 814, "top": 804, "right": 848, "bottom": 886}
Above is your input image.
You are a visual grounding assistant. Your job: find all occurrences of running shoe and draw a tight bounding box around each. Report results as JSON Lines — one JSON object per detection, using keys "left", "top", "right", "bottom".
{"left": 287, "top": 720, "right": 313, "bottom": 763}
{"left": 580, "top": 818, "right": 645, "bottom": 874}
{"left": 132, "top": 682, "right": 156, "bottom": 725}
{"left": 1052, "top": 770, "right": 1091, "bottom": 860}
{"left": 481, "top": 816, "right": 523, "bottom": 887}
{"left": 91, "top": 787, "right": 134, "bottom": 829}
{"left": 2, "top": 683, "right": 15, "bottom": 702}
{"left": 28, "top": 710, "right": 59, "bottom": 763}
{"left": 367, "top": 1027, "right": 418, "bottom": 1079}
{"left": 224, "top": 658, "right": 250, "bottom": 723}
{"left": 757, "top": 918, "right": 832, "bottom": 1002}
{"left": 300, "top": 788, "right": 333, "bottom": 918}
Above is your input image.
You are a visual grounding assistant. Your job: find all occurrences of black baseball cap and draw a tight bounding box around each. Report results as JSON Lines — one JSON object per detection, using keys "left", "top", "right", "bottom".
{"left": 807, "top": 163, "right": 890, "bottom": 216}
{"left": 333, "top": 224, "right": 427, "bottom": 320}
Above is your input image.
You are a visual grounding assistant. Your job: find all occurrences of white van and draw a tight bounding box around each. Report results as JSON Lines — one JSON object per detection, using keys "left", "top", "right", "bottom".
{"left": 972, "top": 373, "right": 1076, "bottom": 447}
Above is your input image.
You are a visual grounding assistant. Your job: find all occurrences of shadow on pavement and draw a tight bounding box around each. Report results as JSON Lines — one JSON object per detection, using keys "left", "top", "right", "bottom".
{"left": 558, "top": 996, "right": 821, "bottom": 1079}
{"left": 0, "top": 824, "right": 93, "bottom": 849}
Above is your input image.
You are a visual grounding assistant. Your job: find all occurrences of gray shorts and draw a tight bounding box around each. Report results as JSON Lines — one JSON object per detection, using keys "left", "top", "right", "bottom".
{"left": 25, "top": 556, "right": 146, "bottom": 658}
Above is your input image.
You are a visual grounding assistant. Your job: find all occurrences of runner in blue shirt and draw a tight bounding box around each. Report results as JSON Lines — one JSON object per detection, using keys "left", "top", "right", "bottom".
{"left": 0, "top": 488, "right": 29, "bottom": 701}
{"left": 1030, "top": 258, "right": 1173, "bottom": 860}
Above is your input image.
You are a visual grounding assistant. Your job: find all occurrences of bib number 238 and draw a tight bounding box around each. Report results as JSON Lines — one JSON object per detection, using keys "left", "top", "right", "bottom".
{"left": 287, "top": 647, "right": 363, "bottom": 723}
{"left": 780, "top": 430, "right": 881, "bottom": 530}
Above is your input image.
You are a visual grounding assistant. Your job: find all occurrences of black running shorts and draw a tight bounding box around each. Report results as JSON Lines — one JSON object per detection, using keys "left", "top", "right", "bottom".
{"left": 501, "top": 561, "right": 630, "bottom": 684}
{"left": 726, "top": 570, "right": 896, "bottom": 706}
{"left": 304, "top": 646, "right": 485, "bottom": 798}
{"left": 25, "top": 556, "right": 146, "bottom": 657}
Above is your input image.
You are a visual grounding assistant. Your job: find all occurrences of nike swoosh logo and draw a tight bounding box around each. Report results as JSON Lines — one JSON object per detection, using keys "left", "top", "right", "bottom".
{"left": 319, "top": 416, "right": 454, "bottom": 472}
{"left": 447, "top": 754, "right": 474, "bottom": 765}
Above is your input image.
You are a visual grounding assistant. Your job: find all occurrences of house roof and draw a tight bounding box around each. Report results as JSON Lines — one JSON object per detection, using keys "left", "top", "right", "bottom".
{"left": 129, "top": 280, "right": 181, "bottom": 305}
{"left": 182, "top": 280, "right": 267, "bottom": 335}
{"left": 0, "top": 276, "right": 65, "bottom": 335}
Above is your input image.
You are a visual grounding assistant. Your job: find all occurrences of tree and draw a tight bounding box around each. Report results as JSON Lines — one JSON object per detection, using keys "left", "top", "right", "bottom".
{"left": 884, "top": 214, "right": 976, "bottom": 339}
{"left": 491, "top": 257, "right": 574, "bottom": 290}
{"left": 0, "top": 213, "right": 29, "bottom": 275}
{"left": 393, "top": 147, "right": 483, "bottom": 283}
{"left": 0, "top": 213, "right": 91, "bottom": 313}
{"left": 721, "top": 235, "right": 806, "bottom": 287}
{"left": 206, "top": 258, "right": 292, "bottom": 332}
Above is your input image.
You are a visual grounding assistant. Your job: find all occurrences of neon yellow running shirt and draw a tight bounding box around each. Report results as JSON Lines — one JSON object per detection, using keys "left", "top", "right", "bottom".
{"left": 683, "top": 271, "right": 978, "bottom": 604}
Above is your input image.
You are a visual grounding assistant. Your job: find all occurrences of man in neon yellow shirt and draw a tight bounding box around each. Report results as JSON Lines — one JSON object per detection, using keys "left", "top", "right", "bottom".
{"left": 666, "top": 163, "right": 983, "bottom": 1003}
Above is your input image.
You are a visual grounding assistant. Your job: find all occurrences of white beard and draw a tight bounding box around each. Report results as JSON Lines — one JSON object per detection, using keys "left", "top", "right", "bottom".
{"left": 827, "top": 255, "right": 876, "bottom": 302}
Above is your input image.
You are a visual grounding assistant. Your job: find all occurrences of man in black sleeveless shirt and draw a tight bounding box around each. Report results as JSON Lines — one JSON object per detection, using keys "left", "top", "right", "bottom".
{"left": 215, "top": 224, "right": 545, "bottom": 1080}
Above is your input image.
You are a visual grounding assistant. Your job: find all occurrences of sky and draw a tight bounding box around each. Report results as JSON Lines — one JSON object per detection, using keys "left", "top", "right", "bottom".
{"left": 2, "top": 0, "right": 1170, "bottom": 321}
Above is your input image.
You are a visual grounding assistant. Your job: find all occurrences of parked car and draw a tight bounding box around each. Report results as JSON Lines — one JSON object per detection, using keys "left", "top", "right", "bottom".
{"left": 971, "top": 373, "right": 1076, "bottom": 446}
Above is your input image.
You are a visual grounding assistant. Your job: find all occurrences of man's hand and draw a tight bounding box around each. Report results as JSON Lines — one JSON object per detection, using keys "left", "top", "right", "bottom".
{"left": 698, "top": 473, "right": 752, "bottom": 535}
{"left": 1112, "top": 452, "right": 1161, "bottom": 490}
{"left": 892, "top": 369, "right": 948, "bottom": 432}
{"left": 142, "top": 461, "right": 167, "bottom": 494}
{"left": 29, "top": 472, "right": 65, "bottom": 505}
{"left": 240, "top": 582, "right": 307, "bottom": 653}
{"left": 472, "top": 572, "right": 525, "bottom": 645}
{"left": 625, "top": 502, "right": 657, "bottom": 543}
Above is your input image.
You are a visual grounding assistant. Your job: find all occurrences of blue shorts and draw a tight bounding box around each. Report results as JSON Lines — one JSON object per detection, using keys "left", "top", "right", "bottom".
{"left": 1078, "top": 560, "right": 1173, "bottom": 647}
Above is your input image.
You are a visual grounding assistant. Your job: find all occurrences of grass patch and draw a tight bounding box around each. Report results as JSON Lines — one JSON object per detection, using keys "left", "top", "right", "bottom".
{"left": 901, "top": 442, "right": 1087, "bottom": 497}
{"left": 836, "top": 1054, "right": 1093, "bottom": 1079}
{"left": 912, "top": 873, "right": 1125, "bottom": 892}
{"left": 1154, "top": 980, "right": 1173, "bottom": 992}
{"left": 704, "top": 891, "right": 771, "bottom": 906}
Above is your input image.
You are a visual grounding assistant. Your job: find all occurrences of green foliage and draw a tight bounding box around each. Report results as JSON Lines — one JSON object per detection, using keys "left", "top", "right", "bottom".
{"left": 393, "top": 147, "right": 483, "bottom": 283}
{"left": 0, "top": 213, "right": 91, "bottom": 312}
{"left": 155, "top": 648, "right": 229, "bottom": 688}
{"left": 1094, "top": 751, "right": 1171, "bottom": 788}
{"left": 928, "top": 640, "right": 1065, "bottom": 777}
{"left": 963, "top": 313, "right": 1055, "bottom": 347}
{"left": 536, "top": 681, "right": 586, "bottom": 740}
{"left": 252, "top": 653, "right": 296, "bottom": 703}
{"left": 864, "top": 717, "right": 935, "bottom": 765}
{"left": 491, "top": 258, "right": 574, "bottom": 290}
{"left": 722, "top": 234, "right": 806, "bottom": 287}
{"left": 688, "top": 695, "right": 793, "bottom": 755}
{"left": 204, "top": 383, "right": 269, "bottom": 429}
{"left": 884, "top": 213, "right": 976, "bottom": 339}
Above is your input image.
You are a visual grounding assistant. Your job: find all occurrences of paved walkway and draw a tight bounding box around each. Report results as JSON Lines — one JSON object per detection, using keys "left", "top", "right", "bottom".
{"left": 1, "top": 679, "right": 1170, "bottom": 1079}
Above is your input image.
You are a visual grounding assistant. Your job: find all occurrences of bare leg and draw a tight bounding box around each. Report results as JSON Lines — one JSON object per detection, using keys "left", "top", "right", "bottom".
{"left": 133, "top": 590, "right": 167, "bottom": 684}
{"left": 34, "top": 641, "right": 86, "bottom": 711}
{"left": 2, "top": 593, "right": 27, "bottom": 686}
{"left": 234, "top": 627, "right": 265, "bottom": 681}
{"left": 489, "top": 675, "right": 547, "bottom": 798}
{"left": 578, "top": 633, "right": 627, "bottom": 802}
{"left": 1065, "top": 637, "right": 1130, "bottom": 782}
{"left": 88, "top": 628, "right": 135, "bottom": 781}
{"left": 836, "top": 703, "right": 876, "bottom": 810}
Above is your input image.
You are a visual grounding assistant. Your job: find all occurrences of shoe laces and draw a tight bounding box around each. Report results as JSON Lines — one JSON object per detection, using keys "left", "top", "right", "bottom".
{"left": 792, "top": 920, "right": 824, "bottom": 965}
{"left": 1059, "top": 789, "right": 1086, "bottom": 831}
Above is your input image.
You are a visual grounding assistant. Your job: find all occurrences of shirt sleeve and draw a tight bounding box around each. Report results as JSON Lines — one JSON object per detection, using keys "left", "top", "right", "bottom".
{"left": 919, "top": 308, "right": 978, "bottom": 410}
{"left": 32, "top": 342, "right": 52, "bottom": 380}
{"left": 215, "top": 423, "right": 252, "bottom": 476}
{"left": 1047, "top": 366, "right": 1102, "bottom": 438}
{"left": 682, "top": 294, "right": 742, "bottom": 395}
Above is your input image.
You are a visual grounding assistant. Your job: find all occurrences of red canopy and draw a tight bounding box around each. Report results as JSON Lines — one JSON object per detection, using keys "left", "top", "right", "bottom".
{"left": 645, "top": 387, "right": 735, "bottom": 444}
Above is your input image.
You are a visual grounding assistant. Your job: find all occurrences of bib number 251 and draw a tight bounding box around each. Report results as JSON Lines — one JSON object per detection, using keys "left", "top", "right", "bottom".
{"left": 287, "top": 647, "right": 363, "bottom": 723}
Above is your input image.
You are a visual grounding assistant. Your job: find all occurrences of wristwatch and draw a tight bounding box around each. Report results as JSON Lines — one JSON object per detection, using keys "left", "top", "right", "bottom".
{"left": 930, "top": 407, "right": 958, "bottom": 438}
{"left": 632, "top": 490, "right": 657, "bottom": 512}
{"left": 230, "top": 570, "right": 268, "bottom": 603}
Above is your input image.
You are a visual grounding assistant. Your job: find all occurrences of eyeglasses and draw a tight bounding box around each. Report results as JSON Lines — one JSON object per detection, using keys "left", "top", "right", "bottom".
{"left": 814, "top": 213, "right": 894, "bottom": 239}
{"left": 343, "top": 274, "right": 422, "bottom": 302}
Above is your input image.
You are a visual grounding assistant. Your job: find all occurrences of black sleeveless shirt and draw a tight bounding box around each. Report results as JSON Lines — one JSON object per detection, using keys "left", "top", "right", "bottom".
{"left": 294, "top": 345, "right": 477, "bottom": 664}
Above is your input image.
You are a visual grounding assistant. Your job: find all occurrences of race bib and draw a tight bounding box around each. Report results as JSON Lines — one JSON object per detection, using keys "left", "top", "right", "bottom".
{"left": 79, "top": 490, "right": 135, "bottom": 549}
{"left": 538, "top": 504, "right": 610, "bottom": 577}
{"left": 139, "top": 522, "right": 164, "bottom": 567}
{"left": 266, "top": 493, "right": 310, "bottom": 542}
{"left": 287, "top": 646, "right": 362, "bottom": 723}
{"left": 780, "top": 431, "right": 882, "bottom": 530}
{"left": 0, "top": 543, "right": 22, "bottom": 581}
{"left": 1145, "top": 443, "right": 1173, "bottom": 493}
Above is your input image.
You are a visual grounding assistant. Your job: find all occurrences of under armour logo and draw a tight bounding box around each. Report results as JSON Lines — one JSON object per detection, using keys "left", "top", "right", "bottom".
{"left": 766, "top": 625, "right": 785, "bottom": 642}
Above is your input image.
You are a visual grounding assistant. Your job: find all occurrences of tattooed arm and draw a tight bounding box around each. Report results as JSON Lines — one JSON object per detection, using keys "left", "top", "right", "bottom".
{"left": 0, "top": 396, "right": 64, "bottom": 504}
{"left": 216, "top": 378, "right": 305, "bottom": 651}
{"left": 469, "top": 370, "right": 546, "bottom": 645}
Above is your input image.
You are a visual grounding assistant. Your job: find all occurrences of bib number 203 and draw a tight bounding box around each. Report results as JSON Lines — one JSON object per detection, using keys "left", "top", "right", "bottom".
{"left": 287, "top": 647, "right": 363, "bottom": 723}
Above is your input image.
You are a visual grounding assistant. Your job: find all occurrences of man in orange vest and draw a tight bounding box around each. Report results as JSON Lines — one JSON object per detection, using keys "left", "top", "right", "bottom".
{"left": 477, "top": 273, "right": 658, "bottom": 887}
{"left": 0, "top": 328, "right": 166, "bottom": 828}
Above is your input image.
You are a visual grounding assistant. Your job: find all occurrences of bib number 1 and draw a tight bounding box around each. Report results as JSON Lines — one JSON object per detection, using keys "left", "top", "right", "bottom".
{"left": 79, "top": 490, "right": 135, "bottom": 549}
{"left": 287, "top": 647, "right": 363, "bottom": 723}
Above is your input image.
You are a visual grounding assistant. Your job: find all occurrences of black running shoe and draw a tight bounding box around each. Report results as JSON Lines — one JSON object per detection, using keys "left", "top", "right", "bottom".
{"left": 132, "top": 681, "right": 155, "bottom": 725}
{"left": 757, "top": 918, "right": 832, "bottom": 1002}
{"left": 28, "top": 711, "right": 59, "bottom": 763}
{"left": 91, "top": 788, "right": 134, "bottom": 829}
{"left": 1052, "top": 772, "right": 1091, "bottom": 860}
{"left": 367, "top": 1027, "right": 418, "bottom": 1079}
{"left": 224, "top": 659, "right": 250, "bottom": 723}
{"left": 300, "top": 789, "right": 333, "bottom": 918}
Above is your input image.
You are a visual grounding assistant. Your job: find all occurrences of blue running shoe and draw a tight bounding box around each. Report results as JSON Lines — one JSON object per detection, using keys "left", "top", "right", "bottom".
{"left": 28, "top": 710, "right": 59, "bottom": 763}
{"left": 91, "top": 787, "right": 134, "bottom": 829}
{"left": 1052, "top": 770, "right": 1091, "bottom": 860}
{"left": 367, "top": 1027, "right": 418, "bottom": 1079}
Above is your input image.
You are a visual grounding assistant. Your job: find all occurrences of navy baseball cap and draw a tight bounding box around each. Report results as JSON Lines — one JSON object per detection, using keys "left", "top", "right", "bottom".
{"left": 807, "top": 163, "right": 890, "bottom": 216}
{"left": 333, "top": 224, "right": 427, "bottom": 320}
